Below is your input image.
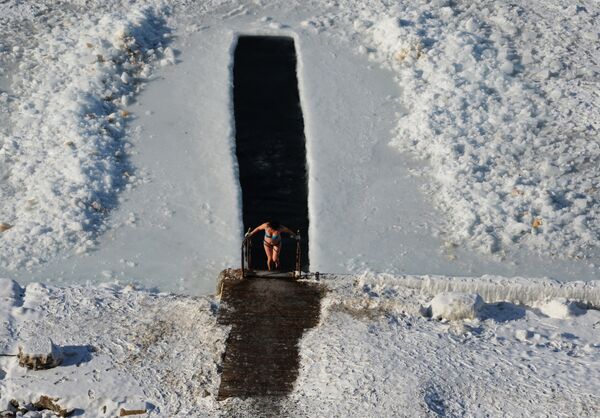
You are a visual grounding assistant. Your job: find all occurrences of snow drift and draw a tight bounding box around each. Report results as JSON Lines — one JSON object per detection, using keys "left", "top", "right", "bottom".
{"left": 361, "top": 0, "right": 600, "bottom": 259}
{"left": 319, "top": 272, "right": 600, "bottom": 321}
{"left": 365, "top": 272, "right": 600, "bottom": 308}
{"left": 0, "top": 8, "right": 172, "bottom": 269}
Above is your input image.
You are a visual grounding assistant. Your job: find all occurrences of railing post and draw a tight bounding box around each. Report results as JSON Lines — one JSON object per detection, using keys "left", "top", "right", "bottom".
{"left": 295, "top": 229, "right": 301, "bottom": 278}
{"left": 247, "top": 228, "right": 252, "bottom": 272}
{"left": 242, "top": 228, "right": 252, "bottom": 279}
{"left": 241, "top": 237, "right": 245, "bottom": 279}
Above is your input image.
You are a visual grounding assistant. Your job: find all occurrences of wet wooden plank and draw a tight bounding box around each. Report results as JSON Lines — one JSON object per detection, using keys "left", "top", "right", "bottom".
{"left": 217, "top": 269, "right": 322, "bottom": 401}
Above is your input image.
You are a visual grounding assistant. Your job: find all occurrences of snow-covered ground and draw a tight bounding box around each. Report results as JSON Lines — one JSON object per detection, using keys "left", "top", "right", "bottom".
{"left": 291, "top": 273, "right": 600, "bottom": 417}
{"left": 365, "top": 1, "right": 600, "bottom": 260}
{"left": 3, "top": 274, "right": 598, "bottom": 416}
{"left": 0, "top": 6, "right": 175, "bottom": 269}
{"left": 0, "top": 278, "right": 227, "bottom": 416}
{"left": 0, "top": 0, "right": 598, "bottom": 294}
{"left": 1, "top": 0, "right": 599, "bottom": 415}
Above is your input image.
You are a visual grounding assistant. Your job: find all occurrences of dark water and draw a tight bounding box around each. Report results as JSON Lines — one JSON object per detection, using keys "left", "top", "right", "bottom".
{"left": 233, "top": 36, "right": 309, "bottom": 271}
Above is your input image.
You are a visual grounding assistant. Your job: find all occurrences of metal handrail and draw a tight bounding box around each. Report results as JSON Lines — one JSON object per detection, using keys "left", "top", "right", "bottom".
{"left": 294, "top": 229, "right": 301, "bottom": 278}
{"left": 241, "top": 228, "right": 251, "bottom": 278}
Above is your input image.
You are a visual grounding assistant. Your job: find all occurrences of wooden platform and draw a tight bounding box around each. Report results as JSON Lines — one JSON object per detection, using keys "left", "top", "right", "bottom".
{"left": 216, "top": 269, "right": 323, "bottom": 401}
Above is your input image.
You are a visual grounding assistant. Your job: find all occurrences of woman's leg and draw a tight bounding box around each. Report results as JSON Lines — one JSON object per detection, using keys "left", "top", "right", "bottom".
{"left": 264, "top": 242, "right": 274, "bottom": 271}
{"left": 272, "top": 243, "right": 281, "bottom": 269}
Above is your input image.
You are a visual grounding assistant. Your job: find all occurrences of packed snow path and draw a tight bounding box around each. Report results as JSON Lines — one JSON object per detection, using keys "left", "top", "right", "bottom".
{"left": 216, "top": 270, "right": 322, "bottom": 404}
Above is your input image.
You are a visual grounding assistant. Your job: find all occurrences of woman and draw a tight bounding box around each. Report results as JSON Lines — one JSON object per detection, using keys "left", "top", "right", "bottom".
{"left": 247, "top": 221, "right": 296, "bottom": 271}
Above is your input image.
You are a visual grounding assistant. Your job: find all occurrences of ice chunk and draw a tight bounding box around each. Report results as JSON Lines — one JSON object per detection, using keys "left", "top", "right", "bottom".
{"left": 514, "top": 329, "right": 532, "bottom": 342}
{"left": 18, "top": 337, "right": 64, "bottom": 370}
{"left": 430, "top": 292, "right": 484, "bottom": 320}
{"left": 538, "top": 298, "right": 586, "bottom": 319}
{"left": 162, "top": 47, "right": 176, "bottom": 65}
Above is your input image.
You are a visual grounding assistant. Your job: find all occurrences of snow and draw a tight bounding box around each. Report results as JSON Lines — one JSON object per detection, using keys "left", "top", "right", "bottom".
{"left": 361, "top": 272, "right": 600, "bottom": 309}
{"left": 289, "top": 273, "right": 600, "bottom": 416}
{"left": 1, "top": 273, "right": 599, "bottom": 416}
{"left": 0, "top": 277, "right": 21, "bottom": 299}
{"left": 0, "top": 0, "right": 598, "bottom": 294}
{"left": 0, "top": 279, "right": 227, "bottom": 416}
{"left": 362, "top": 0, "right": 600, "bottom": 259}
{"left": 429, "top": 291, "right": 484, "bottom": 320}
{"left": 538, "top": 297, "right": 587, "bottom": 319}
{"left": 0, "top": 6, "right": 174, "bottom": 269}
{"left": 0, "top": 0, "right": 599, "bottom": 413}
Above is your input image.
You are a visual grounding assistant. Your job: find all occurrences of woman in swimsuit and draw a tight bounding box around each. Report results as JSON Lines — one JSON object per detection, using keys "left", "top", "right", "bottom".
{"left": 247, "top": 221, "right": 296, "bottom": 271}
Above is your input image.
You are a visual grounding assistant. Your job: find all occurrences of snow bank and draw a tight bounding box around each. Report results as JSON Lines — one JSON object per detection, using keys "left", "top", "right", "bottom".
{"left": 361, "top": 0, "right": 600, "bottom": 259}
{"left": 430, "top": 292, "right": 483, "bottom": 320}
{"left": 0, "top": 7, "right": 172, "bottom": 269}
{"left": 319, "top": 273, "right": 600, "bottom": 319}
{"left": 400, "top": 274, "right": 600, "bottom": 308}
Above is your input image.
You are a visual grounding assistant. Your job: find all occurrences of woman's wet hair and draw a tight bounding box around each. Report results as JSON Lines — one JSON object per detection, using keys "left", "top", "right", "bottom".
{"left": 267, "top": 221, "right": 280, "bottom": 230}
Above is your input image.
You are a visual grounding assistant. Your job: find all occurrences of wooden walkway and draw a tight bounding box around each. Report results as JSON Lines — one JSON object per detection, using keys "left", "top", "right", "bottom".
{"left": 216, "top": 269, "right": 322, "bottom": 401}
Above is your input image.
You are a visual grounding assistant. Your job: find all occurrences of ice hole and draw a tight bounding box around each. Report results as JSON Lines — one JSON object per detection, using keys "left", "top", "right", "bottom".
{"left": 233, "top": 36, "right": 309, "bottom": 271}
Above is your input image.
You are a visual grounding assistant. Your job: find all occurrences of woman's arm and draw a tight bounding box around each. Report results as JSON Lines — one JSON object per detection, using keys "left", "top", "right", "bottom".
{"left": 280, "top": 225, "right": 297, "bottom": 237}
{"left": 247, "top": 223, "right": 268, "bottom": 237}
